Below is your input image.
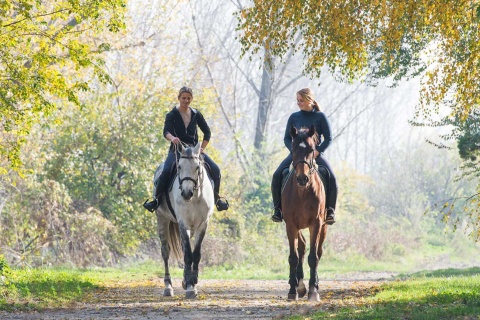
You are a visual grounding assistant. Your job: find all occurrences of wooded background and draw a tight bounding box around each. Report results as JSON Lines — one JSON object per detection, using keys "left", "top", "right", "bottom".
{"left": 1, "top": 0, "right": 479, "bottom": 269}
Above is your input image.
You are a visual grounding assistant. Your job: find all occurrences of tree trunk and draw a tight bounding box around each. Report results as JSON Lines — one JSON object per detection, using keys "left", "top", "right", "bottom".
{"left": 254, "top": 48, "right": 275, "bottom": 150}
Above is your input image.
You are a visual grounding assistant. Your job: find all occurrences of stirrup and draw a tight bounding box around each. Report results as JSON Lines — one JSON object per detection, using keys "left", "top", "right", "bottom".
{"left": 215, "top": 197, "right": 229, "bottom": 211}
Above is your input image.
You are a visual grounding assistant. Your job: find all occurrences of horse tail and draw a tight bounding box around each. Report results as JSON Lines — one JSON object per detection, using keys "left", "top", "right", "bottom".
{"left": 167, "top": 221, "right": 182, "bottom": 262}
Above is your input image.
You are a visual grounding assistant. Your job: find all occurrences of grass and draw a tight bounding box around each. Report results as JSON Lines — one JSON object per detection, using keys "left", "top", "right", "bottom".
{"left": 289, "top": 267, "right": 480, "bottom": 320}
{"left": 0, "top": 268, "right": 98, "bottom": 311}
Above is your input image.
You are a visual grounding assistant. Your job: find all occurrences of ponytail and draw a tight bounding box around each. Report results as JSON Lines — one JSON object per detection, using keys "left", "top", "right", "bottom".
{"left": 312, "top": 100, "right": 320, "bottom": 112}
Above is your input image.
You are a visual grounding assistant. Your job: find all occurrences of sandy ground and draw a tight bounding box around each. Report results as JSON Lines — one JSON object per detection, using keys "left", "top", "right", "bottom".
{"left": 0, "top": 274, "right": 394, "bottom": 320}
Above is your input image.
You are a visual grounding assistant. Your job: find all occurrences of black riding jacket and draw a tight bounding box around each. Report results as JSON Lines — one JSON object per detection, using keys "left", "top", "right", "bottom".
{"left": 163, "top": 107, "right": 211, "bottom": 152}
{"left": 283, "top": 109, "right": 332, "bottom": 154}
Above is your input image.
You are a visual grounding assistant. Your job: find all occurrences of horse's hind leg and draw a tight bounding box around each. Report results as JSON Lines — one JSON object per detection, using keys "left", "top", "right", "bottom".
{"left": 178, "top": 223, "right": 197, "bottom": 299}
{"left": 296, "top": 231, "right": 307, "bottom": 298}
{"left": 157, "top": 215, "right": 174, "bottom": 297}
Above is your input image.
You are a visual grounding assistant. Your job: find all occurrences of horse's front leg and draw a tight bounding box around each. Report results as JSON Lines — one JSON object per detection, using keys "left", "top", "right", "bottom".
{"left": 307, "top": 222, "right": 321, "bottom": 302}
{"left": 192, "top": 224, "right": 207, "bottom": 286}
{"left": 178, "top": 222, "right": 196, "bottom": 299}
{"left": 296, "top": 231, "right": 307, "bottom": 298}
{"left": 157, "top": 214, "right": 174, "bottom": 297}
{"left": 286, "top": 226, "right": 300, "bottom": 300}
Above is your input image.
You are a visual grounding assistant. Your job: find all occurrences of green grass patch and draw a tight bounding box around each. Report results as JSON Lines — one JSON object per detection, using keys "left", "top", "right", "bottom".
{"left": 0, "top": 268, "right": 98, "bottom": 311}
{"left": 289, "top": 267, "right": 480, "bottom": 320}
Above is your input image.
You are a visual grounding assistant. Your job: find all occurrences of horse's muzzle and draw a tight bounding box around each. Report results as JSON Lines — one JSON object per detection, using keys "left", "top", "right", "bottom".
{"left": 296, "top": 175, "right": 309, "bottom": 187}
{"left": 181, "top": 189, "right": 194, "bottom": 201}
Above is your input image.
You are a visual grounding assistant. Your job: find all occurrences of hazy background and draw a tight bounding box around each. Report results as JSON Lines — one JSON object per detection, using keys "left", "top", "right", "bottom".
{"left": 1, "top": 0, "right": 479, "bottom": 274}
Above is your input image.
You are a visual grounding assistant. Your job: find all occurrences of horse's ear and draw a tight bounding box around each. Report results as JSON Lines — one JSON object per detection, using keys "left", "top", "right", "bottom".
{"left": 193, "top": 142, "right": 201, "bottom": 155}
{"left": 308, "top": 124, "right": 316, "bottom": 137}
{"left": 290, "top": 125, "right": 298, "bottom": 138}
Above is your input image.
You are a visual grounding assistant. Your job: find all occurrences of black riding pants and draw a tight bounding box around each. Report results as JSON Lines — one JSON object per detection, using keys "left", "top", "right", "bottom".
{"left": 153, "top": 151, "right": 221, "bottom": 198}
{"left": 271, "top": 154, "right": 338, "bottom": 211}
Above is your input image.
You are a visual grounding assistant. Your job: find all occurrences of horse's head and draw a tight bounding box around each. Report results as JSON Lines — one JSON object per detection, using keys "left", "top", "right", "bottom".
{"left": 177, "top": 142, "right": 203, "bottom": 201}
{"left": 290, "top": 125, "right": 318, "bottom": 187}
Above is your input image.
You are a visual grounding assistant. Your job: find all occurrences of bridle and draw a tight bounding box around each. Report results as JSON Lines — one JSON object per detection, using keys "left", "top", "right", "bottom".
{"left": 292, "top": 150, "right": 317, "bottom": 179}
{"left": 174, "top": 143, "right": 204, "bottom": 192}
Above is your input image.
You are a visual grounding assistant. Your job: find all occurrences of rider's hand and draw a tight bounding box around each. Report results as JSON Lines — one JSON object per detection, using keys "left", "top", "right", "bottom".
{"left": 200, "top": 148, "right": 204, "bottom": 153}
{"left": 313, "top": 150, "right": 320, "bottom": 158}
{"left": 171, "top": 137, "right": 181, "bottom": 145}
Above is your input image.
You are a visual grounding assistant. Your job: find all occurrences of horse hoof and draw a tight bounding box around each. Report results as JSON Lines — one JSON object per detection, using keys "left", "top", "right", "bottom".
{"left": 308, "top": 292, "right": 320, "bottom": 302}
{"left": 297, "top": 287, "right": 307, "bottom": 298}
{"left": 164, "top": 287, "right": 174, "bottom": 296}
{"left": 182, "top": 280, "right": 186, "bottom": 290}
{"left": 288, "top": 293, "right": 298, "bottom": 300}
{"left": 297, "top": 280, "right": 307, "bottom": 298}
{"left": 185, "top": 290, "right": 197, "bottom": 299}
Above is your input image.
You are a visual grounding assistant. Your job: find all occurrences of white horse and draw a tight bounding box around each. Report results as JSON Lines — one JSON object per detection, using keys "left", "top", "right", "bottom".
{"left": 154, "top": 142, "right": 215, "bottom": 299}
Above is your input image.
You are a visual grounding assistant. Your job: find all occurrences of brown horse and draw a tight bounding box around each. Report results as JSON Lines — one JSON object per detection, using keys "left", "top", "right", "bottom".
{"left": 282, "top": 125, "right": 328, "bottom": 301}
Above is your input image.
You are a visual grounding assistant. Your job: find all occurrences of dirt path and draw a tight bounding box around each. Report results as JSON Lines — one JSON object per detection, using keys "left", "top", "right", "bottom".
{"left": 0, "top": 274, "right": 393, "bottom": 320}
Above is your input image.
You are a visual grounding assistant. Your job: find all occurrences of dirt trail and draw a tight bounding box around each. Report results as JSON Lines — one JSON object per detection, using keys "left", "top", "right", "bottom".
{"left": 0, "top": 273, "right": 394, "bottom": 320}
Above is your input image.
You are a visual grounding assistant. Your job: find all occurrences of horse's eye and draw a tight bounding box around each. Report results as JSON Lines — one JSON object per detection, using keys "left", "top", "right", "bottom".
{"left": 196, "top": 166, "right": 200, "bottom": 171}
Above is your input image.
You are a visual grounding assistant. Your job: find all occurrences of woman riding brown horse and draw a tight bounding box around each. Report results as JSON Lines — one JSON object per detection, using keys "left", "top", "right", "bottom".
{"left": 282, "top": 124, "right": 328, "bottom": 301}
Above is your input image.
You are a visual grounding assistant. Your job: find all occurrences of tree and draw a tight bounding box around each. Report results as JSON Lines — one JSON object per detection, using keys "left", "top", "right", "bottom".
{"left": 238, "top": 1, "right": 480, "bottom": 120}
{"left": 0, "top": 0, "right": 125, "bottom": 173}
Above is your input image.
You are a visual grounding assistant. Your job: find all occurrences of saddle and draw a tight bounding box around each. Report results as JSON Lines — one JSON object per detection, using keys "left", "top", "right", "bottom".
{"left": 281, "top": 165, "right": 329, "bottom": 194}
{"left": 153, "top": 159, "right": 215, "bottom": 217}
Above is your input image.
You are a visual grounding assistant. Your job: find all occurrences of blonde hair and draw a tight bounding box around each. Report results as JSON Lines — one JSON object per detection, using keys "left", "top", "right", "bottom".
{"left": 178, "top": 86, "right": 193, "bottom": 98}
{"left": 297, "top": 88, "right": 320, "bottom": 111}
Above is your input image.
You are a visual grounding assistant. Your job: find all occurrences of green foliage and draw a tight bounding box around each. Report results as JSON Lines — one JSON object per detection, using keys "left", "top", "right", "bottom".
{"left": 409, "top": 114, "right": 480, "bottom": 240}
{"left": 39, "top": 89, "right": 175, "bottom": 255}
{"left": 453, "top": 110, "right": 480, "bottom": 175}
{"left": 0, "top": 255, "right": 12, "bottom": 281}
{"left": 0, "top": 0, "right": 126, "bottom": 173}
{"left": 1, "top": 179, "right": 119, "bottom": 267}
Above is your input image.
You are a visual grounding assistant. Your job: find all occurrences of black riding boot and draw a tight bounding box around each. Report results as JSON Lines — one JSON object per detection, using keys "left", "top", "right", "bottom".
{"left": 143, "top": 175, "right": 169, "bottom": 213}
{"left": 143, "top": 195, "right": 162, "bottom": 213}
{"left": 326, "top": 208, "right": 335, "bottom": 225}
{"left": 325, "top": 182, "right": 337, "bottom": 225}
{"left": 214, "top": 178, "right": 229, "bottom": 211}
{"left": 271, "top": 179, "right": 283, "bottom": 222}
